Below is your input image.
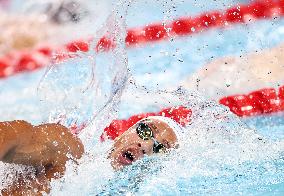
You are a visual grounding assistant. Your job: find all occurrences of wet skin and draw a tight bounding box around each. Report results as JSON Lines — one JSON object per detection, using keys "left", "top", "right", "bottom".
{"left": 109, "top": 118, "right": 178, "bottom": 170}
{"left": 0, "top": 120, "right": 84, "bottom": 195}
{"left": 0, "top": 117, "right": 178, "bottom": 195}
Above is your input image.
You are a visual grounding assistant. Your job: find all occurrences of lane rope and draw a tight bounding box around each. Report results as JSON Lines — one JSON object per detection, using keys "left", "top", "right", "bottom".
{"left": 1, "top": 0, "right": 284, "bottom": 128}
{"left": 1, "top": 0, "right": 284, "bottom": 79}
{"left": 102, "top": 85, "right": 284, "bottom": 139}
{"left": 219, "top": 85, "right": 284, "bottom": 117}
{"left": 101, "top": 106, "right": 192, "bottom": 140}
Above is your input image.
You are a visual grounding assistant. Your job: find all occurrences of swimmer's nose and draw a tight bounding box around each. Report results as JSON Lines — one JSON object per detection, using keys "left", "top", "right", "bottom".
{"left": 138, "top": 141, "right": 154, "bottom": 155}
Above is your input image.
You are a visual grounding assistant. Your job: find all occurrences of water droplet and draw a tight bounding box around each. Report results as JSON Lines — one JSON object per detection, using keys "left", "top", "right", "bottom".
{"left": 53, "top": 141, "right": 58, "bottom": 146}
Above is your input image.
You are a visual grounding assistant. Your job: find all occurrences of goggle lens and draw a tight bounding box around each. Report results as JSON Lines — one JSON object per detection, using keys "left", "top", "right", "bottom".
{"left": 136, "top": 122, "right": 165, "bottom": 153}
{"left": 136, "top": 122, "right": 153, "bottom": 140}
{"left": 153, "top": 142, "right": 165, "bottom": 153}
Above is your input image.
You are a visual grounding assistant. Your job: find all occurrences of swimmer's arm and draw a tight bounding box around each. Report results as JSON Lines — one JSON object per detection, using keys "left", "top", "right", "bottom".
{"left": 0, "top": 120, "right": 84, "bottom": 174}
{"left": 0, "top": 120, "right": 34, "bottom": 161}
{"left": 0, "top": 121, "right": 84, "bottom": 195}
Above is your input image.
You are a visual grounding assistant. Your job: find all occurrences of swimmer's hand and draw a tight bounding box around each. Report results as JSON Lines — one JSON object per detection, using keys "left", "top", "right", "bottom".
{"left": 0, "top": 120, "right": 84, "bottom": 173}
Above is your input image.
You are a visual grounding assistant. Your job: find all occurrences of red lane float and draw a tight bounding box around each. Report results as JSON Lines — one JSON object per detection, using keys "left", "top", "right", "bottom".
{"left": 125, "top": 0, "right": 284, "bottom": 46}
{"left": 103, "top": 85, "right": 284, "bottom": 140}
{"left": 101, "top": 106, "right": 192, "bottom": 140}
{"left": 0, "top": 47, "right": 52, "bottom": 78}
{"left": 1, "top": 0, "right": 284, "bottom": 79}
{"left": 219, "top": 85, "right": 284, "bottom": 117}
{"left": 1, "top": 1, "right": 284, "bottom": 121}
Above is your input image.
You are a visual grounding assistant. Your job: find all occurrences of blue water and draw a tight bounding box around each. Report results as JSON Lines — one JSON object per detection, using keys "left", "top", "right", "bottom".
{"left": 1, "top": 0, "right": 284, "bottom": 195}
{"left": 128, "top": 18, "right": 284, "bottom": 89}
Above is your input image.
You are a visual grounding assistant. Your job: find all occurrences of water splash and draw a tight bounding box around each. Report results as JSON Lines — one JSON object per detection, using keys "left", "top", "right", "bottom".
{"left": 0, "top": 163, "right": 36, "bottom": 191}
{"left": 45, "top": 83, "right": 284, "bottom": 195}
{"left": 37, "top": 0, "right": 131, "bottom": 137}
{"left": 1, "top": 0, "right": 284, "bottom": 195}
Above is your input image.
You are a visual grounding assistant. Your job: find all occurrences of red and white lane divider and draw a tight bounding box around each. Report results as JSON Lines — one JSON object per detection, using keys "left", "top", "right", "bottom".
{"left": 220, "top": 85, "right": 284, "bottom": 117}
{"left": 102, "top": 85, "right": 284, "bottom": 140}
{"left": 125, "top": 0, "right": 284, "bottom": 45}
{"left": 1, "top": 0, "right": 284, "bottom": 124}
{"left": 0, "top": 47, "right": 52, "bottom": 78}
{"left": 1, "top": 0, "right": 284, "bottom": 79}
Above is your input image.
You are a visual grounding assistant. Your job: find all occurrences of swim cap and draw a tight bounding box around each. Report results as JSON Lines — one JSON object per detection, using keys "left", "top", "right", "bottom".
{"left": 146, "top": 116, "right": 185, "bottom": 142}
{"left": 101, "top": 106, "right": 192, "bottom": 141}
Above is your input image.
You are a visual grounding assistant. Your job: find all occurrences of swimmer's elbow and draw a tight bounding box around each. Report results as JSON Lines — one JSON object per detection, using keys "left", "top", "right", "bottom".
{"left": 37, "top": 123, "right": 85, "bottom": 161}
{"left": 67, "top": 135, "right": 84, "bottom": 160}
{"left": 75, "top": 139, "right": 84, "bottom": 159}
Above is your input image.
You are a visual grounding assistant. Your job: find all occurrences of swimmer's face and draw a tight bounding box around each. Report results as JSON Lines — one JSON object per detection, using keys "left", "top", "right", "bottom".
{"left": 109, "top": 117, "right": 178, "bottom": 170}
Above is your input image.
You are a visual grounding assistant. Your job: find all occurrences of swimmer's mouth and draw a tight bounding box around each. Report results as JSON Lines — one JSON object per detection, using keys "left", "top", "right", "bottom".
{"left": 123, "top": 151, "right": 134, "bottom": 162}
{"left": 118, "top": 149, "right": 140, "bottom": 165}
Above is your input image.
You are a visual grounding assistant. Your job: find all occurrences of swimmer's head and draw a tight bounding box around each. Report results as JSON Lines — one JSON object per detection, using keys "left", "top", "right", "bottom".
{"left": 109, "top": 116, "right": 182, "bottom": 170}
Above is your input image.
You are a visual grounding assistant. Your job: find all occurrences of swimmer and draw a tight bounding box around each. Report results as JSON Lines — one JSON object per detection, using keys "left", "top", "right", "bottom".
{"left": 182, "top": 43, "right": 284, "bottom": 98}
{"left": 0, "top": 0, "right": 88, "bottom": 55}
{"left": 0, "top": 116, "right": 180, "bottom": 195}
{"left": 0, "top": 14, "right": 55, "bottom": 55}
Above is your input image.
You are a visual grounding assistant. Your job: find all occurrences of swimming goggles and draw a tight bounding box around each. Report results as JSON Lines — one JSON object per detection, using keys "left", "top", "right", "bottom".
{"left": 136, "top": 122, "right": 165, "bottom": 153}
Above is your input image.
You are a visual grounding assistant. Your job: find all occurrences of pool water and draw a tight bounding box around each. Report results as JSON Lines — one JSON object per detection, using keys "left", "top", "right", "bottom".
{"left": 1, "top": 0, "right": 284, "bottom": 195}
{"left": 47, "top": 86, "right": 284, "bottom": 196}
